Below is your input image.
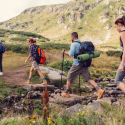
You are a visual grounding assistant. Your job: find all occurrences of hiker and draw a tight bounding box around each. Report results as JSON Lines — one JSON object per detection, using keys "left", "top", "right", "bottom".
{"left": 61, "top": 32, "right": 105, "bottom": 99}
{"left": 115, "top": 16, "right": 125, "bottom": 93}
{"left": 0, "top": 41, "right": 5, "bottom": 75}
{"left": 25, "top": 38, "right": 47, "bottom": 84}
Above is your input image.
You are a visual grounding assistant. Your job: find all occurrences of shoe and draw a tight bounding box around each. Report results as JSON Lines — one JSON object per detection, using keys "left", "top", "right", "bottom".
{"left": 97, "top": 89, "right": 105, "bottom": 100}
{"left": 61, "top": 92, "right": 70, "bottom": 98}
{"left": 25, "top": 80, "right": 31, "bottom": 84}
{"left": 41, "top": 80, "right": 47, "bottom": 85}
{"left": 0, "top": 72, "right": 3, "bottom": 75}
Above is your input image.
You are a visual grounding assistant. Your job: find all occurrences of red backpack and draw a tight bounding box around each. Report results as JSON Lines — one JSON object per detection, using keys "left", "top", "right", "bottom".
{"left": 35, "top": 45, "right": 46, "bottom": 64}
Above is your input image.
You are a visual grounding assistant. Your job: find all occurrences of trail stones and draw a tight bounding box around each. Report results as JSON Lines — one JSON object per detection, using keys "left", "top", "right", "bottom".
{"left": 49, "top": 93, "right": 85, "bottom": 106}
{"left": 39, "top": 66, "right": 67, "bottom": 83}
{"left": 62, "top": 103, "right": 83, "bottom": 115}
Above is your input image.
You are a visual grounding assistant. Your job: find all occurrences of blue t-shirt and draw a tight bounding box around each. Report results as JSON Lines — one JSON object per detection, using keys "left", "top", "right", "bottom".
{"left": 68, "top": 39, "right": 81, "bottom": 66}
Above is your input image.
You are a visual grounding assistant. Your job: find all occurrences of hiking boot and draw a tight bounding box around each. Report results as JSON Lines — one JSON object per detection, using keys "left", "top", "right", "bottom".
{"left": 61, "top": 92, "right": 70, "bottom": 98}
{"left": 0, "top": 72, "right": 3, "bottom": 76}
{"left": 97, "top": 89, "right": 105, "bottom": 100}
{"left": 25, "top": 80, "right": 31, "bottom": 84}
{"left": 42, "top": 80, "right": 47, "bottom": 85}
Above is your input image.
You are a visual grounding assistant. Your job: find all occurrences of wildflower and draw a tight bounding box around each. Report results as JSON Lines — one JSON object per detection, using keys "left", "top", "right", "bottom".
{"left": 70, "top": 119, "right": 72, "bottom": 121}
{"left": 81, "top": 111, "right": 85, "bottom": 115}
{"left": 77, "top": 111, "right": 80, "bottom": 115}
{"left": 86, "top": 111, "right": 88, "bottom": 114}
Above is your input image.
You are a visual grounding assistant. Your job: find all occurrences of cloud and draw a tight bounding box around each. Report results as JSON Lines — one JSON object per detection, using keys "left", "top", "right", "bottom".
{"left": 0, "top": 0, "right": 71, "bottom": 22}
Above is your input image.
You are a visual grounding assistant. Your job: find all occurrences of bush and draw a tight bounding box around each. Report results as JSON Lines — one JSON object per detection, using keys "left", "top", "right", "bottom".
{"left": 0, "top": 34, "right": 4, "bottom": 37}
{"left": 106, "top": 50, "right": 122, "bottom": 57}
{"left": 10, "top": 37, "right": 27, "bottom": 41}
{"left": 60, "top": 60, "right": 72, "bottom": 71}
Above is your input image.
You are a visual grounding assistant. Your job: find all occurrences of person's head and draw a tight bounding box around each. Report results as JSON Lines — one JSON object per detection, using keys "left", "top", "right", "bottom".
{"left": 29, "top": 38, "right": 36, "bottom": 45}
{"left": 71, "top": 32, "right": 78, "bottom": 42}
{"left": 115, "top": 16, "right": 125, "bottom": 32}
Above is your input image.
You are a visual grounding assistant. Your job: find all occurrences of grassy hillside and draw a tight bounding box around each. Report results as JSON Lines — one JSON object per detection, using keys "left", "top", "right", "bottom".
{"left": 0, "top": 0, "right": 124, "bottom": 46}
{"left": 0, "top": 28, "right": 50, "bottom": 44}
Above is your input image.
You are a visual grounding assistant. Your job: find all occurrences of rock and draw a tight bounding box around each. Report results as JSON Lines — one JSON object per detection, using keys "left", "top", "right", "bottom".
{"left": 97, "top": 97, "right": 112, "bottom": 105}
{"left": 57, "top": 15, "right": 64, "bottom": 25}
{"left": 99, "top": 11, "right": 109, "bottom": 23}
{"left": 108, "top": 90, "right": 122, "bottom": 95}
{"left": 115, "top": 0, "right": 121, "bottom": 2}
{"left": 107, "top": 84, "right": 117, "bottom": 87}
{"left": 49, "top": 93, "right": 85, "bottom": 106}
{"left": 29, "top": 91, "right": 42, "bottom": 99}
{"left": 54, "top": 89, "right": 61, "bottom": 94}
{"left": 62, "top": 103, "right": 83, "bottom": 115}
{"left": 95, "top": 77, "right": 103, "bottom": 83}
{"left": 23, "top": 85, "right": 31, "bottom": 92}
{"left": 39, "top": 66, "right": 67, "bottom": 83}
{"left": 83, "top": 101, "right": 105, "bottom": 113}
{"left": 25, "top": 84, "right": 55, "bottom": 91}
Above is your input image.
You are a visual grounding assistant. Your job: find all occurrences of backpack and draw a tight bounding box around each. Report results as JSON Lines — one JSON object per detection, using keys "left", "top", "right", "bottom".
{"left": 0, "top": 43, "right": 5, "bottom": 54}
{"left": 35, "top": 45, "right": 46, "bottom": 64}
{"left": 74, "top": 41, "right": 95, "bottom": 67}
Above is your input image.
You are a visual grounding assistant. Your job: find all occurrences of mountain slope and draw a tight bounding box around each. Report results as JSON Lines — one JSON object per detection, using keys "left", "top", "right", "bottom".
{"left": 0, "top": 0, "right": 125, "bottom": 45}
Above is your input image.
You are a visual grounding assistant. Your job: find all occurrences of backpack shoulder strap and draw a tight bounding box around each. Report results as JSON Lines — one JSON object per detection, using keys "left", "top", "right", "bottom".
{"left": 74, "top": 41, "right": 81, "bottom": 44}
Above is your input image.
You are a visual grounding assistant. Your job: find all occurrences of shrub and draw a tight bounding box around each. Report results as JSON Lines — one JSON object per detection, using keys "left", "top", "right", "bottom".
{"left": 106, "top": 50, "right": 122, "bottom": 57}
{"left": 10, "top": 37, "right": 27, "bottom": 41}
{"left": 60, "top": 60, "right": 73, "bottom": 71}
{"left": 78, "top": 27, "right": 83, "bottom": 29}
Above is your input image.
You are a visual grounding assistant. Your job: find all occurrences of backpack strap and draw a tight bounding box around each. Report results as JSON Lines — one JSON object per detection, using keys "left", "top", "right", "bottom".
{"left": 74, "top": 41, "right": 81, "bottom": 59}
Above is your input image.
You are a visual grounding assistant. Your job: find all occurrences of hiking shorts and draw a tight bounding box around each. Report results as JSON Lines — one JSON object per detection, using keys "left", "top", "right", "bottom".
{"left": 67, "top": 65, "right": 92, "bottom": 83}
{"left": 115, "top": 65, "right": 125, "bottom": 86}
{"left": 32, "top": 61, "right": 39, "bottom": 70}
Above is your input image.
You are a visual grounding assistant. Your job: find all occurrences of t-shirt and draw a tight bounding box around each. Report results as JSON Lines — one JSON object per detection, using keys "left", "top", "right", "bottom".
{"left": 30, "top": 44, "right": 37, "bottom": 62}
{"left": 68, "top": 39, "right": 81, "bottom": 66}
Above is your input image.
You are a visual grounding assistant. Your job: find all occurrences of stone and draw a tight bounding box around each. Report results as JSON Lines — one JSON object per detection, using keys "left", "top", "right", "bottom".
{"left": 23, "top": 85, "right": 31, "bottom": 92}
{"left": 107, "top": 84, "right": 117, "bottom": 87}
{"left": 25, "top": 84, "right": 55, "bottom": 91}
{"left": 108, "top": 90, "right": 122, "bottom": 95}
{"left": 97, "top": 97, "right": 112, "bottom": 105}
{"left": 39, "top": 66, "right": 67, "bottom": 83}
{"left": 49, "top": 93, "right": 85, "bottom": 106}
{"left": 62, "top": 103, "right": 83, "bottom": 115}
{"left": 83, "top": 101, "right": 105, "bottom": 113}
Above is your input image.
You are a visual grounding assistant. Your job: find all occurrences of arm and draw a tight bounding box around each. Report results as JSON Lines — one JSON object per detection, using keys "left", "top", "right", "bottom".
{"left": 25, "top": 54, "right": 32, "bottom": 63}
{"left": 119, "top": 32, "right": 125, "bottom": 72}
{"left": 62, "top": 50, "right": 69, "bottom": 56}
{"left": 62, "top": 43, "right": 75, "bottom": 57}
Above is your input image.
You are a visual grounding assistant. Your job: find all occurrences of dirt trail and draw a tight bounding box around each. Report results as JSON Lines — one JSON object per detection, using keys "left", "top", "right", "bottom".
{"left": 45, "top": 51, "right": 62, "bottom": 60}
{"left": 0, "top": 51, "right": 63, "bottom": 85}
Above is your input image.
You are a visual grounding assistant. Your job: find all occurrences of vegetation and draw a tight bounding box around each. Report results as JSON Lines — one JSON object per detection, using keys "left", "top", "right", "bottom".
{"left": 106, "top": 50, "right": 122, "bottom": 57}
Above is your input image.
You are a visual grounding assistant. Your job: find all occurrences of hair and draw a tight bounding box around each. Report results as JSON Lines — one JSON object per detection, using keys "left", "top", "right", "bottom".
{"left": 71, "top": 32, "right": 78, "bottom": 39}
{"left": 29, "top": 38, "right": 36, "bottom": 43}
{"left": 115, "top": 16, "right": 125, "bottom": 26}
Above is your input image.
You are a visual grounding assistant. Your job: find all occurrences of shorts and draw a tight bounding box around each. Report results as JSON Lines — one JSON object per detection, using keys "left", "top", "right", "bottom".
{"left": 115, "top": 65, "right": 125, "bottom": 86}
{"left": 67, "top": 65, "right": 92, "bottom": 83}
{"left": 32, "top": 61, "right": 39, "bottom": 70}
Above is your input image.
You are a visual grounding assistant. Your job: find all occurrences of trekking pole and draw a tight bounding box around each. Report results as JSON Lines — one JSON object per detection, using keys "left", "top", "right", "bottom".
{"left": 60, "top": 49, "right": 65, "bottom": 96}
{"left": 79, "top": 75, "right": 81, "bottom": 96}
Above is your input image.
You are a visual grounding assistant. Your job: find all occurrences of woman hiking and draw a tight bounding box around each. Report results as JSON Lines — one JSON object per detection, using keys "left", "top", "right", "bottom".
{"left": 115, "top": 16, "right": 125, "bottom": 93}
{"left": 25, "top": 38, "right": 47, "bottom": 84}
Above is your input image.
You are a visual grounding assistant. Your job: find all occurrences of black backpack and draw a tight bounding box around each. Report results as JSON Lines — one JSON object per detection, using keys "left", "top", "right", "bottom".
{"left": 0, "top": 43, "right": 5, "bottom": 54}
{"left": 74, "top": 41, "right": 95, "bottom": 67}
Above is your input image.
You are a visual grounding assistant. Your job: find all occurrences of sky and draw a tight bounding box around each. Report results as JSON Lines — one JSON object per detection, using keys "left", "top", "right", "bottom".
{"left": 0, "top": 0, "right": 71, "bottom": 22}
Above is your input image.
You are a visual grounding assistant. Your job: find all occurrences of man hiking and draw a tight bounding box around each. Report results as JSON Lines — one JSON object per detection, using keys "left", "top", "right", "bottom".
{"left": 61, "top": 32, "right": 105, "bottom": 99}
{"left": 0, "top": 41, "right": 5, "bottom": 75}
{"left": 25, "top": 38, "right": 47, "bottom": 84}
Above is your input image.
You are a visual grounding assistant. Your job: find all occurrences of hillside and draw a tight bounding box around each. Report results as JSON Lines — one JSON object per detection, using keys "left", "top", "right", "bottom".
{"left": 0, "top": 0, "right": 125, "bottom": 46}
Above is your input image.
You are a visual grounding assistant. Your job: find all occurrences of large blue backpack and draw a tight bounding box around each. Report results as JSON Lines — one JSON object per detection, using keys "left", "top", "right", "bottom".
{"left": 74, "top": 41, "right": 95, "bottom": 67}
{"left": 0, "top": 43, "right": 5, "bottom": 54}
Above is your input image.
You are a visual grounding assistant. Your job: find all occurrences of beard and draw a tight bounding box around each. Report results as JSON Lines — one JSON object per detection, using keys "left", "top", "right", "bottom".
{"left": 72, "top": 39, "right": 74, "bottom": 43}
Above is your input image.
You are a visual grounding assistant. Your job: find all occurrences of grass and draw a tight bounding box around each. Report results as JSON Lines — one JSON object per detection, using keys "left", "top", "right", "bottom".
{"left": 1, "top": 102, "right": 125, "bottom": 125}
{"left": 2, "top": 51, "right": 30, "bottom": 71}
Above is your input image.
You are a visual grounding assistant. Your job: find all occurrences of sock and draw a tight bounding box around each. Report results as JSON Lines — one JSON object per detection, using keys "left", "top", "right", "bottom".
{"left": 65, "top": 89, "right": 70, "bottom": 93}
{"left": 43, "top": 78, "right": 46, "bottom": 80}
{"left": 95, "top": 86, "right": 99, "bottom": 91}
{"left": 29, "top": 78, "right": 31, "bottom": 80}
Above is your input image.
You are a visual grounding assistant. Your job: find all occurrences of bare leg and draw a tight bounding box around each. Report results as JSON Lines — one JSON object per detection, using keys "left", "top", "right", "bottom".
{"left": 37, "top": 69, "right": 44, "bottom": 79}
{"left": 29, "top": 67, "right": 34, "bottom": 79}
{"left": 118, "top": 82, "right": 125, "bottom": 93}
{"left": 66, "top": 80, "right": 71, "bottom": 90}
{"left": 87, "top": 80, "right": 97, "bottom": 88}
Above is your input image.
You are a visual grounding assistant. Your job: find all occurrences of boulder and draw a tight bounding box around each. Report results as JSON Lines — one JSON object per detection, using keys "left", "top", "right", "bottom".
{"left": 39, "top": 66, "right": 67, "bottom": 83}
